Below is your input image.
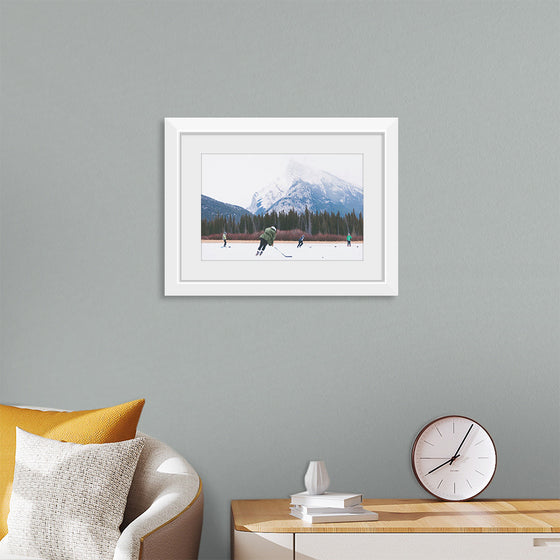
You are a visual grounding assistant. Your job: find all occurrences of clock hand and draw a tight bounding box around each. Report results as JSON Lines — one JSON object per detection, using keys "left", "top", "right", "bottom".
{"left": 426, "top": 455, "right": 460, "bottom": 475}
{"left": 426, "top": 424, "right": 473, "bottom": 474}
{"left": 449, "top": 424, "right": 473, "bottom": 464}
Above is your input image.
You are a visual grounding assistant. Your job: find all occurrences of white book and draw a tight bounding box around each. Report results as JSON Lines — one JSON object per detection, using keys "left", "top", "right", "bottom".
{"left": 290, "top": 506, "right": 378, "bottom": 524}
{"left": 290, "top": 491, "right": 363, "bottom": 508}
{"left": 292, "top": 504, "right": 365, "bottom": 514}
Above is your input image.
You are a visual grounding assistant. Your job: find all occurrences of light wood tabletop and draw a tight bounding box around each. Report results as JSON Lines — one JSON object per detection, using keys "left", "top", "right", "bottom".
{"left": 231, "top": 499, "right": 560, "bottom": 534}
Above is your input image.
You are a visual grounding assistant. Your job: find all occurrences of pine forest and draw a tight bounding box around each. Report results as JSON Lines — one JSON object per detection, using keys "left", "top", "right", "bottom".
{"left": 201, "top": 209, "right": 363, "bottom": 241}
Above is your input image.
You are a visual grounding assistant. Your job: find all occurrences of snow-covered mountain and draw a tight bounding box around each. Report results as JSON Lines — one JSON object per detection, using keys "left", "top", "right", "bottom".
{"left": 247, "top": 159, "right": 363, "bottom": 216}
{"left": 201, "top": 194, "right": 252, "bottom": 221}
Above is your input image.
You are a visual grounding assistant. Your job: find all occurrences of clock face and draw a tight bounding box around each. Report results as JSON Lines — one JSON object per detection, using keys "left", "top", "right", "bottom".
{"left": 412, "top": 416, "right": 497, "bottom": 501}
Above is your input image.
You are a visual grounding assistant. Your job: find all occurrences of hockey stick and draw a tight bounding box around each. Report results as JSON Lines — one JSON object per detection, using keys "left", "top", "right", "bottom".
{"left": 273, "top": 245, "right": 292, "bottom": 258}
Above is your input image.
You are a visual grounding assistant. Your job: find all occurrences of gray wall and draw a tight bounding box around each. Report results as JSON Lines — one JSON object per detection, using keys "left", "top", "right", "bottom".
{"left": 1, "top": 1, "right": 558, "bottom": 558}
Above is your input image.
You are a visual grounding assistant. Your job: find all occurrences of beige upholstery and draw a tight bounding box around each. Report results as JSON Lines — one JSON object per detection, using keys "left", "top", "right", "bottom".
{"left": 0, "top": 426, "right": 203, "bottom": 560}
{"left": 117, "top": 432, "right": 203, "bottom": 560}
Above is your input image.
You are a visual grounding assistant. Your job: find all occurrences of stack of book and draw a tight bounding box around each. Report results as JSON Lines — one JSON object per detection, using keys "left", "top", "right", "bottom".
{"left": 289, "top": 491, "right": 378, "bottom": 524}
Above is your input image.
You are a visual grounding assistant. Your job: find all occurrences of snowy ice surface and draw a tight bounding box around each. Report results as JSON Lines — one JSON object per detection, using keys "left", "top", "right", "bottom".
{"left": 202, "top": 242, "right": 363, "bottom": 261}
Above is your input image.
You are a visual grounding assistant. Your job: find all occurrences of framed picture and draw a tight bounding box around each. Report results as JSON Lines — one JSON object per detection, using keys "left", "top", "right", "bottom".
{"left": 165, "top": 118, "right": 398, "bottom": 296}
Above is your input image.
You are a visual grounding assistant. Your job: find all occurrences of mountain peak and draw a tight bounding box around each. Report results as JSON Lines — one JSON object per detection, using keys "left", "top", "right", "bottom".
{"left": 247, "top": 159, "right": 363, "bottom": 216}
{"left": 285, "top": 159, "right": 337, "bottom": 186}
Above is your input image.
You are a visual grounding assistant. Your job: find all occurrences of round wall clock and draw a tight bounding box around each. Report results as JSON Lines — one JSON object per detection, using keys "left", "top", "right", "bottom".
{"left": 411, "top": 415, "right": 497, "bottom": 501}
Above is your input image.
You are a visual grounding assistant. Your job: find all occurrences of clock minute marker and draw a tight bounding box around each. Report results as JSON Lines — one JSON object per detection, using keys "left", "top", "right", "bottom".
{"left": 435, "top": 427, "right": 443, "bottom": 438}
{"left": 475, "top": 470, "right": 485, "bottom": 476}
{"left": 437, "top": 479, "right": 443, "bottom": 489}
{"left": 423, "top": 440, "right": 435, "bottom": 446}
{"left": 466, "top": 479, "right": 472, "bottom": 489}
{"left": 474, "top": 440, "right": 484, "bottom": 446}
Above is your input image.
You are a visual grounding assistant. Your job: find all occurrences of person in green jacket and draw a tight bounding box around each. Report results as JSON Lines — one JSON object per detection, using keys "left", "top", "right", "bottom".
{"left": 347, "top": 232, "right": 352, "bottom": 247}
{"left": 256, "top": 226, "right": 277, "bottom": 256}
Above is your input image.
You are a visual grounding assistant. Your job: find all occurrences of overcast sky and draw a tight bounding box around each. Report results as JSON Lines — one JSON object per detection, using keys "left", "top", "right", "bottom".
{"left": 201, "top": 154, "right": 363, "bottom": 208}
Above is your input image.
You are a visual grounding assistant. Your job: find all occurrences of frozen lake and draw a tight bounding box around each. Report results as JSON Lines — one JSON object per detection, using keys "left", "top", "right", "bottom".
{"left": 202, "top": 241, "right": 363, "bottom": 261}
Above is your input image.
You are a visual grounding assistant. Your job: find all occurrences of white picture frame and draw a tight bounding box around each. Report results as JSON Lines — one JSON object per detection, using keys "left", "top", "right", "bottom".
{"left": 165, "top": 117, "right": 398, "bottom": 296}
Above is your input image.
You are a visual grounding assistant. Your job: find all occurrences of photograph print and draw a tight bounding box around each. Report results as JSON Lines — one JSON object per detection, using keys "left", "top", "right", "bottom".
{"left": 201, "top": 154, "right": 364, "bottom": 261}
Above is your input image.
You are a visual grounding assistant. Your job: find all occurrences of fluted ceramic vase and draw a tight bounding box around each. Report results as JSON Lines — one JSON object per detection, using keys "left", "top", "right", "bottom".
{"left": 304, "top": 460, "right": 330, "bottom": 495}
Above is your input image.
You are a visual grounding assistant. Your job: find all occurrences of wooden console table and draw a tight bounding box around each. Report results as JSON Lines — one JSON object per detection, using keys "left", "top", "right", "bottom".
{"left": 231, "top": 499, "right": 560, "bottom": 559}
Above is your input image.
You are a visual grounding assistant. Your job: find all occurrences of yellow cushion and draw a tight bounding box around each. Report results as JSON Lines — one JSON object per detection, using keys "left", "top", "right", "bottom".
{"left": 0, "top": 398, "right": 145, "bottom": 538}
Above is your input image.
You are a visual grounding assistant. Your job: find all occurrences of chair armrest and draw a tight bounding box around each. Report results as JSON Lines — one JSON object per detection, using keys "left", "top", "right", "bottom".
{"left": 114, "top": 485, "right": 203, "bottom": 560}
{"left": 114, "top": 433, "right": 203, "bottom": 560}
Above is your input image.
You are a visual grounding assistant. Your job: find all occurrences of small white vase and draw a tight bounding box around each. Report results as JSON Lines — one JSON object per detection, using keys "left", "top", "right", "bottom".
{"left": 304, "top": 460, "right": 330, "bottom": 495}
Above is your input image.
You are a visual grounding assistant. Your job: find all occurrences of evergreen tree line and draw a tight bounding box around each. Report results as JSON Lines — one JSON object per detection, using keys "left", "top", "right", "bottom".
{"left": 201, "top": 209, "right": 363, "bottom": 239}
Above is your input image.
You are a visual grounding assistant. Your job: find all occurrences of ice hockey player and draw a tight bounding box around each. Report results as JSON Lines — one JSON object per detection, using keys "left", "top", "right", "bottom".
{"left": 297, "top": 234, "right": 305, "bottom": 248}
{"left": 347, "top": 232, "right": 352, "bottom": 247}
{"left": 222, "top": 231, "right": 227, "bottom": 248}
{"left": 256, "top": 226, "right": 277, "bottom": 256}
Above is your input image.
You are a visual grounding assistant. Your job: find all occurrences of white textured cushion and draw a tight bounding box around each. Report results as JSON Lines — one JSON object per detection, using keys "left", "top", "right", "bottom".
{"left": 0, "top": 554, "right": 44, "bottom": 559}
{"left": 0, "top": 555, "right": 44, "bottom": 559}
{"left": 3, "top": 428, "right": 144, "bottom": 560}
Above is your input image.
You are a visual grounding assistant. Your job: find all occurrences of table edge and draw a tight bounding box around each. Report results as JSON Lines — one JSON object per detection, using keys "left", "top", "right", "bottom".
{"left": 231, "top": 499, "right": 560, "bottom": 534}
